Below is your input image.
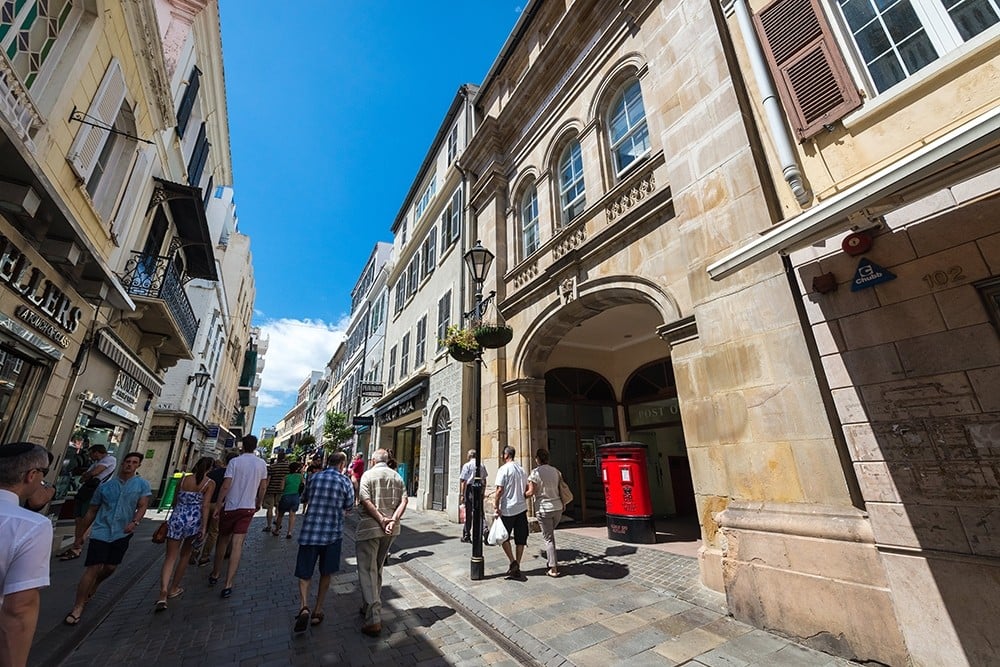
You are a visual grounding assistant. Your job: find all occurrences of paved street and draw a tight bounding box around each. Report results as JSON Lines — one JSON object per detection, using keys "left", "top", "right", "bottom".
{"left": 34, "top": 507, "right": 854, "bottom": 666}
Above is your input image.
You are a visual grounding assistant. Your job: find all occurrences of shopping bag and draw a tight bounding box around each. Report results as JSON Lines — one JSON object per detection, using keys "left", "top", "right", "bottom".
{"left": 458, "top": 503, "right": 466, "bottom": 524}
{"left": 559, "top": 474, "right": 574, "bottom": 505}
{"left": 487, "top": 517, "right": 509, "bottom": 546}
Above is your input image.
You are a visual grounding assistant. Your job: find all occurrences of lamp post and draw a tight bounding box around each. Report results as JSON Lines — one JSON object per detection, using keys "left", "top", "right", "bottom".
{"left": 464, "top": 240, "right": 494, "bottom": 581}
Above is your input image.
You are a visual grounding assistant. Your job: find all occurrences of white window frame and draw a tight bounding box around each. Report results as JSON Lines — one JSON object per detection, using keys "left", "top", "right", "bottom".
{"left": 833, "top": 0, "right": 1000, "bottom": 97}
{"left": 608, "top": 79, "right": 650, "bottom": 176}
{"left": 558, "top": 140, "right": 586, "bottom": 225}
{"left": 521, "top": 186, "right": 540, "bottom": 257}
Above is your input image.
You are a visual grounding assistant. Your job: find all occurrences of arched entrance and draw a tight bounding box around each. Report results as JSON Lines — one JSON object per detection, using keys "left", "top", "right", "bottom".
{"left": 545, "top": 367, "right": 618, "bottom": 521}
{"left": 429, "top": 407, "right": 450, "bottom": 511}
{"left": 623, "top": 359, "right": 695, "bottom": 517}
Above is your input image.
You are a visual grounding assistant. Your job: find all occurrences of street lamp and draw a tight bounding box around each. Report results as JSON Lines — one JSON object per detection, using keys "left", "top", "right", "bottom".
{"left": 187, "top": 371, "right": 210, "bottom": 387}
{"left": 464, "top": 240, "right": 494, "bottom": 581}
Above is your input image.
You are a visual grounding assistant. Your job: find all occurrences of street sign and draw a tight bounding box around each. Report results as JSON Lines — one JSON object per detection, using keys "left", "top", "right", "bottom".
{"left": 353, "top": 415, "right": 375, "bottom": 427}
{"left": 360, "top": 382, "right": 384, "bottom": 398}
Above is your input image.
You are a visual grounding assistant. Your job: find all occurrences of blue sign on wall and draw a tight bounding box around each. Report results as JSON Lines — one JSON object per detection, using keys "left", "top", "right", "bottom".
{"left": 851, "top": 258, "right": 896, "bottom": 291}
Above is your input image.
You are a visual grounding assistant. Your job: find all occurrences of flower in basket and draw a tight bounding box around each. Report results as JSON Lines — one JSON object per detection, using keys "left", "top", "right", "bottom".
{"left": 441, "top": 324, "right": 479, "bottom": 351}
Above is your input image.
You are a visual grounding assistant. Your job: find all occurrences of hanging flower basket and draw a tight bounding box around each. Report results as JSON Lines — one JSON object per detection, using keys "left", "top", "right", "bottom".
{"left": 475, "top": 324, "right": 513, "bottom": 349}
{"left": 448, "top": 344, "right": 478, "bottom": 362}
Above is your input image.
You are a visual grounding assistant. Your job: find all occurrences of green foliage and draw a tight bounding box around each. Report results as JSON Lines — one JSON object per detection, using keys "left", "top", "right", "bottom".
{"left": 322, "top": 410, "right": 354, "bottom": 452}
{"left": 440, "top": 324, "right": 479, "bottom": 351}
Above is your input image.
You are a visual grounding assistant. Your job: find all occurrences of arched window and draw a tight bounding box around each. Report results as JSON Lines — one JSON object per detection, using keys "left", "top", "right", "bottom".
{"left": 520, "top": 185, "right": 540, "bottom": 257}
{"left": 558, "top": 140, "right": 586, "bottom": 225}
{"left": 608, "top": 79, "right": 649, "bottom": 175}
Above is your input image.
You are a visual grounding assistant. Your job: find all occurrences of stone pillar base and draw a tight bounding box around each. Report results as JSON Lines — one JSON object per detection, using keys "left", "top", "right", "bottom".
{"left": 718, "top": 501, "right": 908, "bottom": 665}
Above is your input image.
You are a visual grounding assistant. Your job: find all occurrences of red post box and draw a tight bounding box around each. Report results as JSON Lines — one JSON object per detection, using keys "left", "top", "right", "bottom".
{"left": 598, "top": 442, "right": 656, "bottom": 544}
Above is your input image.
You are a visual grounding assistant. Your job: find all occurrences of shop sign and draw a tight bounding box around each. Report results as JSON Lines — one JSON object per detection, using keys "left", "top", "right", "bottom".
{"left": 360, "top": 382, "right": 384, "bottom": 398}
{"left": 353, "top": 415, "right": 374, "bottom": 427}
{"left": 149, "top": 426, "right": 177, "bottom": 441}
{"left": 627, "top": 398, "right": 682, "bottom": 428}
{"left": 14, "top": 305, "right": 69, "bottom": 347}
{"left": 112, "top": 371, "right": 141, "bottom": 407}
{"left": 377, "top": 398, "right": 416, "bottom": 425}
{"left": 0, "top": 234, "right": 83, "bottom": 333}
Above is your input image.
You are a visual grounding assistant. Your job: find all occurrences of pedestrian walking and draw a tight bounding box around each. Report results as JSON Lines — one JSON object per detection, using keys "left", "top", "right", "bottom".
{"left": 356, "top": 448, "right": 407, "bottom": 637}
{"left": 493, "top": 446, "right": 529, "bottom": 579}
{"left": 458, "top": 449, "right": 488, "bottom": 543}
{"left": 0, "top": 443, "right": 53, "bottom": 667}
{"left": 274, "top": 461, "right": 304, "bottom": 539}
{"left": 58, "top": 444, "right": 117, "bottom": 561}
{"left": 155, "top": 457, "right": 215, "bottom": 610}
{"left": 300, "top": 461, "right": 322, "bottom": 515}
{"left": 210, "top": 435, "right": 268, "bottom": 599}
{"left": 291, "top": 451, "right": 354, "bottom": 633}
{"left": 262, "top": 450, "right": 290, "bottom": 533}
{"left": 192, "top": 451, "right": 236, "bottom": 566}
{"left": 349, "top": 452, "right": 365, "bottom": 505}
{"left": 525, "top": 448, "right": 564, "bottom": 577}
{"left": 64, "top": 452, "right": 151, "bottom": 625}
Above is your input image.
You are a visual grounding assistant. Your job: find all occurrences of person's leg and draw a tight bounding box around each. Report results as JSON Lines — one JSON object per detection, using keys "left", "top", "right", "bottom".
{"left": 356, "top": 538, "right": 379, "bottom": 626}
{"left": 500, "top": 538, "right": 515, "bottom": 566}
{"left": 264, "top": 496, "right": 275, "bottom": 531}
{"left": 298, "top": 576, "right": 311, "bottom": 611}
{"left": 159, "top": 538, "right": 180, "bottom": 600}
{"left": 513, "top": 512, "right": 529, "bottom": 569}
{"left": 212, "top": 531, "right": 232, "bottom": 580}
{"left": 224, "top": 533, "right": 247, "bottom": 588}
{"left": 538, "top": 514, "right": 556, "bottom": 569}
{"left": 70, "top": 565, "right": 102, "bottom": 617}
{"left": 312, "top": 573, "right": 331, "bottom": 620}
{"left": 201, "top": 507, "right": 219, "bottom": 565}
{"left": 273, "top": 507, "right": 284, "bottom": 534}
{"left": 287, "top": 507, "right": 296, "bottom": 537}
{"left": 171, "top": 539, "right": 194, "bottom": 594}
{"left": 463, "top": 486, "right": 474, "bottom": 540}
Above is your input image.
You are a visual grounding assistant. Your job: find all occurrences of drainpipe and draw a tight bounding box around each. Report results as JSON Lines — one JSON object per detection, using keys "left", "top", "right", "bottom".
{"left": 733, "top": 0, "right": 811, "bottom": 206}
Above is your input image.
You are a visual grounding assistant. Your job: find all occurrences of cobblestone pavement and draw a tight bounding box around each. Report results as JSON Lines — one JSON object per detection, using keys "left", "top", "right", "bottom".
{"left": 38, "top": 506, "right": 857, "bottom": 666}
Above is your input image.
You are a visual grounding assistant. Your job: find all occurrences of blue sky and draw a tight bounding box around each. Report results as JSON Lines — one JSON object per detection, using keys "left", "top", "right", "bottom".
{"left": 217, "top": 2, "right": 523, "bottom": 434}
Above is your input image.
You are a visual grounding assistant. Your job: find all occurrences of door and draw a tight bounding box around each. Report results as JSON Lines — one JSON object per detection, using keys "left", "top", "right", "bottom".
{"left": 430, "top": 408, "right": 449, "bottom": 510}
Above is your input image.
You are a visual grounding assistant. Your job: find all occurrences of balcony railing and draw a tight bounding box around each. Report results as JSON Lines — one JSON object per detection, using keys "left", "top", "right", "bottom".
{"left": 119, "top": 252, "right": 198, "bottom": 350}
{"left": 0, "top": 53, "right": 43, "bottom": 151}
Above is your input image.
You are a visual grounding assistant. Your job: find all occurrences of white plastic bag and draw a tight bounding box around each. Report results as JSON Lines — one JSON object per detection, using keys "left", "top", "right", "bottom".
{"left": 487, "top": 516, "right": 509, "bottom": 546}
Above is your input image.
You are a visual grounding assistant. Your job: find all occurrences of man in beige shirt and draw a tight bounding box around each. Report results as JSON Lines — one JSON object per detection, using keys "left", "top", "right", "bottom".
{"left": 356, "top": 448, "right": 406, "bottom": 637}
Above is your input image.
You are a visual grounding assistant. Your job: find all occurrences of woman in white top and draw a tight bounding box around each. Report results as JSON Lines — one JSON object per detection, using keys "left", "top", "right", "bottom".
{"left": 525, "top": 448, "right": 564, "bottom": 577}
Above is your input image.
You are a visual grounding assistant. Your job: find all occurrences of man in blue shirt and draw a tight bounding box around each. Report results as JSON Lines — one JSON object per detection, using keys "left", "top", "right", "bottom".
{"left": 292, "top": 451, "right": 354, "bottom": 633}
{"left": 64, "top": 451, "right": 151, "bottom": 625}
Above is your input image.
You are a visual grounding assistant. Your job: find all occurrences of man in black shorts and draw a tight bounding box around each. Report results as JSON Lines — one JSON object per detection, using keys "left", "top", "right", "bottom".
{"left": 493, "top": 446, "right": 529, "bottom": 579}
{"left": 65, "top": 452, "right": 151, "bottom": 625}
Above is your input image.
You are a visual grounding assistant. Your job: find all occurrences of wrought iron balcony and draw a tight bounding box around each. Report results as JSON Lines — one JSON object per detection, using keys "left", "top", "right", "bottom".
{"left": 119, "top": 251, "right": 199, "bottom": 352}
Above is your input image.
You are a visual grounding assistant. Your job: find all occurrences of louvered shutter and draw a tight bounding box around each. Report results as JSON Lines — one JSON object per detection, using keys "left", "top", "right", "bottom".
{"left": 754, "top": 0, "right": 862, "bottom": 141}
{"left": 176, "top": 66, "right": 201, "bottom": 138}
{"left": 110, "top": 145, "right": 152, "bottom": 232}
{"left": 68, "top": 58, "right": 127, "bottom": 181}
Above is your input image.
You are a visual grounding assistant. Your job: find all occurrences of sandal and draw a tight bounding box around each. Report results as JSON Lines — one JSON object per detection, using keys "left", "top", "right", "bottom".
{"left": 63, "top": 612, "right": 81, "bottom": 625}
{"left": 311, "top": 610, "right": 324, "bottom": 626}
{"left": 154, "top": 600, "right": 167, "bottom": 612}
{"left": 58, "top": 547, "right": 82, "bottom": 561}
{"left": 294, "top": 606, "right": 311, "bottom": 633}
{"left": 167, "top": 587, "right": 184, "bottom": 599}
{"left": 286, "top": 534, "right": 292, "bottom": 540}
{"left": 546, "top": 569, "right": 561, "bottom": 578}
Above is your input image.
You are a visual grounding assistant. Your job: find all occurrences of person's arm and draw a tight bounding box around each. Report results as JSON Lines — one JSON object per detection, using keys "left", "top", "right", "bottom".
{"left": 255, "top": 478, "right": 267, "bottom": 511}
{"left": 525, "top": 480, "right": 537, "bottom": 498}
{"left": 81, "top": 463, "right": 108, "bottom": 482}
{"left": 199, "top": 480, "right": 214, "bottom": 535}
{"left": 124, "top": 495, "right": 149, "bottom": 534}
{"left": 80, "top": 502, "right": 99, "bottom": 534}
{"left": 214, "top": 477, "right": 233, "bottom": 518}
{"left": 0, "top": 587, "right": 40, "bottom": 667}
{"left": 383, "top": 494, "right": 408, "bottom": 535}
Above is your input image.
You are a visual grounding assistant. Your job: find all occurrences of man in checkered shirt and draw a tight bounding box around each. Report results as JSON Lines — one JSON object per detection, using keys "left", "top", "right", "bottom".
{"left": 291, "top": 451, "right": 354, "bottom": 632}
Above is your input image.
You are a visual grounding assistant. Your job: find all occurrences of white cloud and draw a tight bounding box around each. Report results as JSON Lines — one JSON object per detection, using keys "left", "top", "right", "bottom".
{"left": 254, "top": 317, "right": 347, "bottom": 425}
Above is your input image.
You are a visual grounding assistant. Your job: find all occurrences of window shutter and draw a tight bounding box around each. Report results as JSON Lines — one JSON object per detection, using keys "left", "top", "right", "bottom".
{"left": 68, "top": 58, "right": 127, "bottom": 181}
{"left": 110, "top": 145, "right": 152, "bottom": 232}
{"left": 187, "top": 122, "right": 210, "bottom": 185}
{"left": 176, "top": 67, "right": 201, "bottom": 138}
{"left": 754, "top": 0, "right": 862, "bottom": 141}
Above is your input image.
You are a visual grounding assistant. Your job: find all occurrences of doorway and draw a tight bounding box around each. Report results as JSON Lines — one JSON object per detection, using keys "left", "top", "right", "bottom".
{"left": 429, "top": 407, "right": 450, "bottom": 510}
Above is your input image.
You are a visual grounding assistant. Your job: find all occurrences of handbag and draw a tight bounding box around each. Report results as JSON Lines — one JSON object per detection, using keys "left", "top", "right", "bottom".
{"left": 152, "top": 520, "right": 169, "bottom": 544}
{"left": 558, "top": 473, "right": 574, "bottom": 505}
{"left": 486, "top": 516, "right": 509, "bottom": 546}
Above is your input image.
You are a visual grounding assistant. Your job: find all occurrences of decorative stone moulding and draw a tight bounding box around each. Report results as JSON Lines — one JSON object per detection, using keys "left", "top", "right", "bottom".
{"left": 512, "top": 261, "right": 539, "bottom": 289}
{"left": 474, "top": 324, "right": 513, "bottom": 349}
{"left": 552, "top": 226, "right": 586, "bottom": 259}
{"left": 607, "top": 171, "right": 656, "bottom": 221}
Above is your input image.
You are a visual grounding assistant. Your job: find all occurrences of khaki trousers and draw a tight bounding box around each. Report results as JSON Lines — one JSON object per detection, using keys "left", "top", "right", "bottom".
{"left": 356, "top": 535, "right": 395, "bottom": 625}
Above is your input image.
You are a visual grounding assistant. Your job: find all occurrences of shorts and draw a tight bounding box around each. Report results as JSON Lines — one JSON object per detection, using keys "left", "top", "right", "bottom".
{"left": 500, "top": 511, "right": 529, "bottom": 546}
{"left": 85, "top": 535, "right": 133, "bottom": 566}
{"left": 262, "top": 493, "right": 280, "bottom": 511}
{"left": 278, "top": 493, "right": 300, "bottom": 513}
{"left": 295, "top": 540, "right": 343, "bottom": 579}
{"left": 219, "top": 508, "right": 255, "bottom": 535}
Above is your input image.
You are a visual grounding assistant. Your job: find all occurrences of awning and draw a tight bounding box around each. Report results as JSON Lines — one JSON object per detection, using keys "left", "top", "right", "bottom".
{"left": 96, "top": 328, "right": 163, "bottom": 396}
{"left": 708, "top": 105, "right": 1000, "bottom": 280}
{"left": 152, "top": 178, "right": 217, "bottom": 281}
{"left": 374, "top": 378, "right": 428, "bottom": 418}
